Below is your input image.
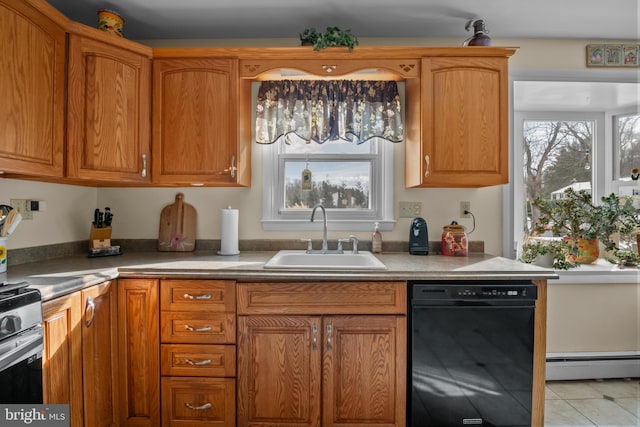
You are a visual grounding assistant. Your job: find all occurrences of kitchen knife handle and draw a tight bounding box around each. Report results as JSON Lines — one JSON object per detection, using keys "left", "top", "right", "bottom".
{"left": 141, "top": 153, "right": 147, "bottom": 178}
{"left": 424, "top": 155, "right": 430, "bottom": 178}
{"left": 85, "top": 297, "right": 95, "bottom": 327}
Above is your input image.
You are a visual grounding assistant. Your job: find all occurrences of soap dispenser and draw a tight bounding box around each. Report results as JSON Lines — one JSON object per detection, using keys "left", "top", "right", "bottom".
{"left": 372, "top": 222, "right": 382, "bottom": 253}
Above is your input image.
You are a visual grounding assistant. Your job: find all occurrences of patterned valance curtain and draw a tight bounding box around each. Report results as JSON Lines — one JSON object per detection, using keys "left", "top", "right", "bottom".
{"left": 255, "top": 80, "right": 404, "bottom": 144}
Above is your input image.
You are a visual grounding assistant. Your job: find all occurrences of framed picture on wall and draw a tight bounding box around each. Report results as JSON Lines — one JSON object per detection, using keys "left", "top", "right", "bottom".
{"left": 587, "top": 44, "right": 639, "bottom": 67}
{"left": 586, "top": 45, "right": 605, "bottom": 66}
{"left": 622, "top": 45, "right": 639, "bottom": 66}
{"left": 605, "top": 45, "right": 623, "bottom": 65}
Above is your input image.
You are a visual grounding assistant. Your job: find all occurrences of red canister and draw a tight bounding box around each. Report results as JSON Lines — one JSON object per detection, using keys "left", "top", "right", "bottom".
{"left": 441, "top": 221, "right": 468, "bottom": 256}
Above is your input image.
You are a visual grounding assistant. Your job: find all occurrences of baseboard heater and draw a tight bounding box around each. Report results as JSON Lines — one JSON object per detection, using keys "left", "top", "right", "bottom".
{"left": 546, "top": 351, "right": 640, "bottom": 380}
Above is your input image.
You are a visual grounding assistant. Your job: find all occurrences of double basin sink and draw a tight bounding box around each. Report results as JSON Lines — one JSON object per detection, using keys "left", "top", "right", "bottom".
{"left": 263, "top": 250, "right": 386, "bottom": 270}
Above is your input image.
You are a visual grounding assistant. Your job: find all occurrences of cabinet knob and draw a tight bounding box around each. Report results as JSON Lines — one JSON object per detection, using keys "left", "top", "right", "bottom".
{"left": 230, "top": 155, "right": 236, "bottom": 178}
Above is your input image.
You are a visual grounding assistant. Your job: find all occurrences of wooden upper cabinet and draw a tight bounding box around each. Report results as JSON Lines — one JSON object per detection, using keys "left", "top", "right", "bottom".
{"left": 406, "top": 54, "right": 511, "bottom": 187}
{"left": 152, "top": 57, "right": 249, "bottom": 186}
{"left": 0, "top": 0, "right": 66, "bottom": 177}
{"left": 66, "top": 29, "right": 152, "bottom": 183}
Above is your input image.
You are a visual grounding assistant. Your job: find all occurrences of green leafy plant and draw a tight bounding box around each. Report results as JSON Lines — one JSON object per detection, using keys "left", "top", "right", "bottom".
{"left": 519, "top": 238, "right": 576, "bottom": 270}
{"left": 596, "top": 193, "right": 640, "bottom": 252}
{"left": 300, "top": 26, "right": 359, "bottom": 51}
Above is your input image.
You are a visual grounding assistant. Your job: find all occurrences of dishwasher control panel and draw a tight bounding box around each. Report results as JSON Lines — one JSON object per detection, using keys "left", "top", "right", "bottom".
{"left": 409, "top": 280, "right": 538, "bottom": 302}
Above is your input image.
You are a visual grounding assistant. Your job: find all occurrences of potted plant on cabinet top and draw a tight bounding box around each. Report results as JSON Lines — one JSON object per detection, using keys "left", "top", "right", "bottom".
{"left": 299, "top": 26, "right": 359, "bottom": 51}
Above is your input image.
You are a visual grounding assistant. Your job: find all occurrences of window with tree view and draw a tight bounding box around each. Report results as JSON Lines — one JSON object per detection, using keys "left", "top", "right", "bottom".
{"left": 522, "top": 120, "right": 594, "bottom": 234}
{"left": 615, "top": 113, "right": 640, "bottom": 181}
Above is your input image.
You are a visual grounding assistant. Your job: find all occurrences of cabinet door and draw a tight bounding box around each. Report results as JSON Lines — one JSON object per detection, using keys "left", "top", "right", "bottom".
{"left": 406, "top": 56, "right": 509, "bottom": 187}
{"left": 152, "top": 58, "right": 247, "bottom": 186}
{"left": 66, "top": 33, "right": 151, "bottom": 183}
{"left": 323, "top": 316, "right": 406, "bottom": 427}
{"left": 118, "top": 279, "right": 161, "bottom": 427}
{"left": 82, "top": 281, "right": 119, "bottom": 427}
{"left": 42, "top": 292, "right": 84, "bottom": 427}
{"left": 0, "top": 0, "right": 65, "bottom": 177}
{"left": 237, "top": 316, "right": 321, "bottom": 427}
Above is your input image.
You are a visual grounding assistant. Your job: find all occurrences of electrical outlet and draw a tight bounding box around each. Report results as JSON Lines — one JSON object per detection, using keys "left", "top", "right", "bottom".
{"left": 10, "top": 199, "right": 33, "bottom": 220}
{"left": 399, "top": 201, "right": 422, "bottom": 218}
{"left": 460, "top": 201, "right": 471, "bottom": 218}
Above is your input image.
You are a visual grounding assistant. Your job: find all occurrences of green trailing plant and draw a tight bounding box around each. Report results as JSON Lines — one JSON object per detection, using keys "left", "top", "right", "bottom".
{"left": 519, "top": 238, "right": 576, "bottom": 270}
{"left": 300, "top": 26, "right": 359, "bottom": 51}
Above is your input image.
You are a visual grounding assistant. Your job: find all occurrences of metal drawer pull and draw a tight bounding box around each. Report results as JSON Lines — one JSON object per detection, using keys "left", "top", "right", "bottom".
{"left": 230, "top": 155, "right": 236, "bottom": 178}
{"left": 185, "top": 402, "right": 212, "bottom": 411}
{"left": 184, "top": 325, "right": 212, "bottom": 332}
{"left": 85, "top": 297, "right": 95, "bottom": 327}
{"left": 185, "top": 358, "right": 212, "bottom": 366}
{"left": 424, "top": 154, "right": 431, "bottom": 178}
{"left": 326, "top": 323, "right": 332, "bottom": 351}
{"left": 183, "top": 293, "right": 212, "bottom": 300}
{"left": 312, "top": 324, "right": 318, "bottom": 351}
{"left": 141, "top": 153, "right": 147, "bottom": 178}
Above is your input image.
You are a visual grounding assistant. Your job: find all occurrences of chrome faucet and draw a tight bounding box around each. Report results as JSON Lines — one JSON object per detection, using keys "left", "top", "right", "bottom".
{"left": 310, "top": 204, "right": 328, "bottom": 252}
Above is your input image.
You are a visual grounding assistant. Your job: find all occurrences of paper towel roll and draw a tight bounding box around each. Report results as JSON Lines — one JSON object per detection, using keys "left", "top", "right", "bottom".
{"left": 218, "top": 207, "right": 239, "bottom": 255}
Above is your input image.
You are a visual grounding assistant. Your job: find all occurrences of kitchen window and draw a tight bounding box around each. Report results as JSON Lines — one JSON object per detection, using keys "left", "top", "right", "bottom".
{"left": 258, "top": 79, "right": 403, "bottom": 231}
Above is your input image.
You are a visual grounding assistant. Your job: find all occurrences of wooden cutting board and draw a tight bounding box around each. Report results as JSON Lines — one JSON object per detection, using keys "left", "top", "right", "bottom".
{"left": 158, "top": 193, "right": 197, "bottom": 251}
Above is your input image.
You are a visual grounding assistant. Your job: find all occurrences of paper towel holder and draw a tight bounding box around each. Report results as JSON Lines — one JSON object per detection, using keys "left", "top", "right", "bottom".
{"left": 217, "top": 205, "right": 240, "bottom": 256}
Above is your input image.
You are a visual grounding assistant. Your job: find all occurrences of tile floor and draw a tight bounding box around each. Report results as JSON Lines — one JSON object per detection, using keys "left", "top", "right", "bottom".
{"left": 545, "top": 378, "right": 640, "bottom": 426}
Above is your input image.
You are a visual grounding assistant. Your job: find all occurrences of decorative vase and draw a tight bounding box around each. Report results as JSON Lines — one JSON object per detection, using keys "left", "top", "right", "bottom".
{"left": 565, "top": 237, "right": 599, "bottom": 264}
{"left": 441, "top": 221, "right": 468, "bottom": 256}
{"left": 97, "top": 9, "right": 124, "bottom": 37}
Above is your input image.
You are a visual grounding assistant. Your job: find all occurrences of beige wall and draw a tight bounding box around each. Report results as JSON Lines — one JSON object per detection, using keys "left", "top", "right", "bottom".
{"left": 547, "top": 282, "right": 640, "bottom": 352}
{"left": 2, "top": 36, "right": 636, "bottom": 252}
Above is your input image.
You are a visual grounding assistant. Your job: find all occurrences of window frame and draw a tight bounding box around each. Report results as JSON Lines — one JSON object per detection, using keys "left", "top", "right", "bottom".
{"left": 261, "top": 137, "right": 395, "bottom": 232}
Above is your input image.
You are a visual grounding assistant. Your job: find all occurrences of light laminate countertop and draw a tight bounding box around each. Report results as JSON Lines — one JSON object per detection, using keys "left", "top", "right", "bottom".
{"left": 3, "top": 251, "right": 558, "bottom": 301}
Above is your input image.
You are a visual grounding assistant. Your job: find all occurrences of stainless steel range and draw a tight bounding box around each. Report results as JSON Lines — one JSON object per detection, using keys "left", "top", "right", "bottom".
{"left": 0, "top": 281, "right": 43, "bottom": 404}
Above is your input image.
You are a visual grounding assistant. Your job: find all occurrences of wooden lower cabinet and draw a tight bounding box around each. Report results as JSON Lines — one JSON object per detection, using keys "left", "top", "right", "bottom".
{"left": 81, "top": 281, "right": 120, "bottom": 427}
{"left": 42, "top": 281, "right": 119, "bottom": 427}
{"left": 42, "top": 292, "right": 84, "bottom": 427}
{"left": 117, "top": 279, "right": 161, "bottom": 427}
{"left": 238, "top": 314, "right": 406, "bottom": 427}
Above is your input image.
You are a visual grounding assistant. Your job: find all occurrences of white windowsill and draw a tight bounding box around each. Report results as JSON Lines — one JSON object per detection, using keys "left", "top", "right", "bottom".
{"left": 553, "top": 258, "right": 640, "bottom": 284}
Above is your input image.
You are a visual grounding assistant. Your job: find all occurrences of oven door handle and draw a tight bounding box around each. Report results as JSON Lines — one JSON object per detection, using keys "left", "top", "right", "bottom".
{"left": 0, "top": 327, "right": 44, "bottom": 372}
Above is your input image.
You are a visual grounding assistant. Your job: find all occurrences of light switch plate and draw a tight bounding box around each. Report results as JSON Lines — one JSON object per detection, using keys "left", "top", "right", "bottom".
{"left": 10, "top": 199, "right": 33, "bottom": 220}
{"left": 399, "top": 201, "right": 422, "bottom": 218}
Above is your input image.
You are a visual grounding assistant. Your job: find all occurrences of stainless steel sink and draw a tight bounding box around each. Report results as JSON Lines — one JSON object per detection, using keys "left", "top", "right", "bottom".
{"left": 263, "top": 250, "right": 387, "bottom": 270}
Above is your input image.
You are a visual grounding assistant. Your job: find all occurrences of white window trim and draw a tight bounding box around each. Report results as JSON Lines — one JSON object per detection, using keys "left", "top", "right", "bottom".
{"left": 510, "top": 111, "right": 605, "bottom": 259}
{"left": 261, "top": 139, "right": 396, "bottom": 232}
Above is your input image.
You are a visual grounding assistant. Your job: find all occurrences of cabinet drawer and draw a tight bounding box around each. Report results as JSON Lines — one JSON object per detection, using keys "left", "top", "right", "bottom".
{"left": 161, "top": 377, "right": 235, "bottom": 427}
{"left": 161, "top": 344, "right": 236, "bottom": 377}
{"left": 161, "top": 313, "right": 236, "bottom": 344}
{"left": 161, "top": 280, "right": 235, "bottom": 312}
{"left": 237, "top": 282, "right": 407, "bottom": 315}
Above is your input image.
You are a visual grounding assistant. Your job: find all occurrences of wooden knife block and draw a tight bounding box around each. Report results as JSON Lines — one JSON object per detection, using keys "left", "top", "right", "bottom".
{"left": 89, "top": 224, "right": 112, "bottom": 249}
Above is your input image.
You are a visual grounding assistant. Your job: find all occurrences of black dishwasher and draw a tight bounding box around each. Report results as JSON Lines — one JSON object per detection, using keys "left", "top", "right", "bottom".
{"left": 408, "top": 280, "right": 537, "bottom": 427}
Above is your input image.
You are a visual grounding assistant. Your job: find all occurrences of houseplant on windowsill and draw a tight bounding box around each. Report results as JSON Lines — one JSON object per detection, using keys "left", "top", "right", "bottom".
{"left": 519, "top": 237, "right": 576, "bottom": 270}
{"left": 597, "top": 193, "right": 640, "bottom": 267}
{"left": 531, "top": 188, "right": 601, "bottom": 265}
